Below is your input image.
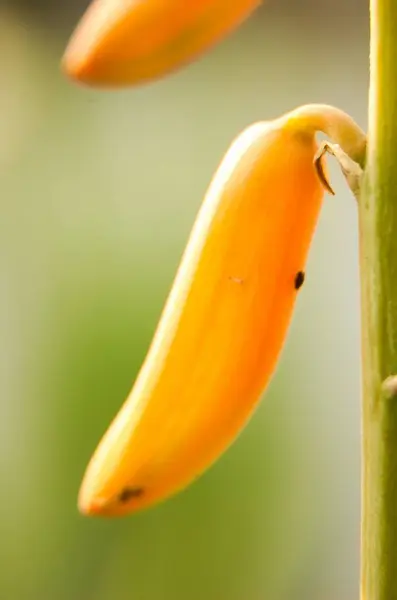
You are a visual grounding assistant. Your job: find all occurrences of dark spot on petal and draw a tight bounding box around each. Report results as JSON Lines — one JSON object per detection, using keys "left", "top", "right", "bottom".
{"left": 118, "top": 486, "right": 144, "bottom": 503}
{"left": 294, "top": 271, "right": 305, "bottom": 290}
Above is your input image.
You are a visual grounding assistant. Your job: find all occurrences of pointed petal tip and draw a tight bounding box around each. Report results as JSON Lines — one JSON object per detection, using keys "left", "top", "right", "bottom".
{"left": 77, "top": 482, "right": 106, "bottom": 516}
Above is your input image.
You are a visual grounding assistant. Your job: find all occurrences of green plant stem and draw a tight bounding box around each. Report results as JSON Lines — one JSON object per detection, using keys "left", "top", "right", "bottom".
{"left": 360, "top": 2, "right": 397, "bottom": 599}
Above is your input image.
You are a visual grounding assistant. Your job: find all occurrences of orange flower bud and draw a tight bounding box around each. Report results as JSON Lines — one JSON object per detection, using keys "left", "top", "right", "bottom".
{"left": 62, "top": 0, "right": 261, "bottom": 87}
{"left": 78, "top": 107, "right": 333, "bottom": 517}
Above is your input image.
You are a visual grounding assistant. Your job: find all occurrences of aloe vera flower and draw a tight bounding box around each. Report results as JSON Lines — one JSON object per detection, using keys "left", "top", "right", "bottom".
{"left": 62, "top": 0, "right": 261, "bottom": 87}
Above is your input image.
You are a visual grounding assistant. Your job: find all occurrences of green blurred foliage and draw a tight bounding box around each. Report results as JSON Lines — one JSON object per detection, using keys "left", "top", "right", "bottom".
{"left": 1, "top": 3, "right": 367, "bottom": 599}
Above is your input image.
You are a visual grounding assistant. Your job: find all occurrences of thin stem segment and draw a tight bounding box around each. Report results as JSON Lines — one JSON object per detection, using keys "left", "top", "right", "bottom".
{"left": 360, "top": 2, "right": 397, "bottom": 599}
{"left": 281, "top": 103, "right": 367, "bottom": 167}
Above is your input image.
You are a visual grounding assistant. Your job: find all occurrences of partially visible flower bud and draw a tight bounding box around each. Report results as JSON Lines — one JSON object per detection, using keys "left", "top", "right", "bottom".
{"left": 62, "top": 0, "right": 261, "bottom": 87}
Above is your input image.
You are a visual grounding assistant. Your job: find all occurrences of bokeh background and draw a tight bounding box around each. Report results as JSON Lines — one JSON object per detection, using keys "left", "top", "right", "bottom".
{"left": 1, "top": 1, "right": 368, "bottom": 599}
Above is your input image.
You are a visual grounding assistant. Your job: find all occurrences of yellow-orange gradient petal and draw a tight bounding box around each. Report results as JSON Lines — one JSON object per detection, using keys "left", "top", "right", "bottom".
{"left": 62, "top": 0, "right": 261, "bottom": 87}
{"left": 78, "top": 109, "right": 327, "bottom": 517}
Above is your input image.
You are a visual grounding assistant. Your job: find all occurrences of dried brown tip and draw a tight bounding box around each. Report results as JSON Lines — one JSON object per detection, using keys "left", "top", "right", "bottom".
{"left": 314, "top": 143, "right": 335, "bottom": 195}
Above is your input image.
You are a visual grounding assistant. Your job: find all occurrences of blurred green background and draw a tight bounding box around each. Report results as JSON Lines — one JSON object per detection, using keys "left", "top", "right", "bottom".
{"left": 1, "top": 1, "right": 368, "bottom": 599}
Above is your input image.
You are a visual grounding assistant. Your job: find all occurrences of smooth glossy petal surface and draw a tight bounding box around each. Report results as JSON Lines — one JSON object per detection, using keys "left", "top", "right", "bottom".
{"left": 78, "top": 112, "right": 325, "bottom": 516}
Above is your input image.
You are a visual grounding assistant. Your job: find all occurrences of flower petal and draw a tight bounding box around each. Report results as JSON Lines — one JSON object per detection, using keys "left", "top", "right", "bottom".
{"left": 62, "top": 0, "right": 261, "bottom": 87}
